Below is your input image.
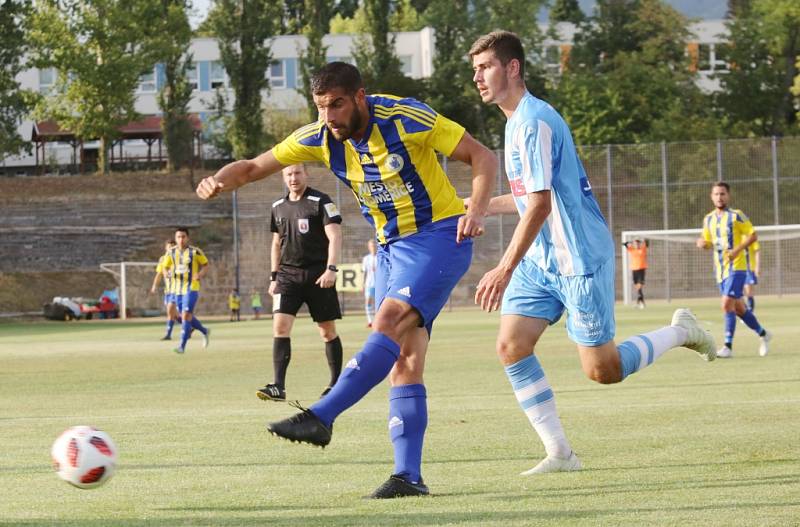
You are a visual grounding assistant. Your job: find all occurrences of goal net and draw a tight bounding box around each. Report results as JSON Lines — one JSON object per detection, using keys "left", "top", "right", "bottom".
{"left": 100, "top": 261, "right": 160, "bottom": 319}
{"left": 620, "top": 225, "right": 800, "bottom": 304}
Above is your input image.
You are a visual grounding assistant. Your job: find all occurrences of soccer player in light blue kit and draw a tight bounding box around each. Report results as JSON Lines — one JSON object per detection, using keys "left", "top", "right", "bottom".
{"left": 469, "top": 31, "right": 718, "bottom": 474}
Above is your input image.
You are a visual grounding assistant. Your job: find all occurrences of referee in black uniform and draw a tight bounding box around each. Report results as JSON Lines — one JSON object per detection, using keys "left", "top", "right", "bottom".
{"left": 257, "top": 163, "right": 344, "bottom": 402}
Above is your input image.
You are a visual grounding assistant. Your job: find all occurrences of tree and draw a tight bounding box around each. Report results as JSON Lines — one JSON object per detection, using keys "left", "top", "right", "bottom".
{"left": 297, "top": 0, "right": 333, "bottom": 121}
{"left": 207, "top": 0, "right": 280, "bottom": 159}
{"left": 552, "top": 0, "right": 716, "bottom": 145}
{"left": 550, "top": 0, "right": 585, "bottom": 25}
{"left": 352, "top": 0, "right": 421, "bottom": 96}
{"left": 717, "top": 0, "right": 800, "bottom": 136}
{"left": 28, "top": 0, "right": 165, "bottom": 174}
{"left": 156, "top": 0, "right": 194, "bottom": 171}
{"left": 0, "top": 0, "right": 32, "bottom": 158}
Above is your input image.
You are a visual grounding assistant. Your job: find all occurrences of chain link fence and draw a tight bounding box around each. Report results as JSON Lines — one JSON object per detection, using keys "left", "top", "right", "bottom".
{"left": 233, "top": 136, "right": 800, "bottom": 313}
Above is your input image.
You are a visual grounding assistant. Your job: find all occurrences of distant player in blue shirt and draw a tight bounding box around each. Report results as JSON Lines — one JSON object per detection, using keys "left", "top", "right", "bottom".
{"left": 469, "top": 31, "right": 717, "bottom": 475}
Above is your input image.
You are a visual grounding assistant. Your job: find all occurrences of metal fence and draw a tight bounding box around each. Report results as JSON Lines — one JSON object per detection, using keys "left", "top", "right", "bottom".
{"left": 233, "top": 136, "right": 800, "bottom": 312}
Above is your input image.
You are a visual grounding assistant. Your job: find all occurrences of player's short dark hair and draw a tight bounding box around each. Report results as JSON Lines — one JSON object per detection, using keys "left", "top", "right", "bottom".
{"left": 469, "top": 31, "right": 526, "bottom": 79}
{"left": 713, "top": 181, "right": 730, "bottom": 192}
{"left": 310, "top": 62, "right": 363, "bottom": 96}
{"left": 175, "top": 227, "right": 189, "bottom": 235}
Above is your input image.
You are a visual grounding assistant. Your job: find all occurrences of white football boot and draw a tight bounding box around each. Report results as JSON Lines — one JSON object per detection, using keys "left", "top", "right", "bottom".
{"left": 758, "top": 330, "right": 772, "bottom": 357}
{"left": 671, "top": 309, "right": 716, "bottom": 361}
{"left": 716, "top": 346, "right": 733, "bottom": 359}
{"left": 202, "top": 327, "right": 211, "bottom": 349}
{"left": 520, "top": 451, "right": 582, "bottom": 476}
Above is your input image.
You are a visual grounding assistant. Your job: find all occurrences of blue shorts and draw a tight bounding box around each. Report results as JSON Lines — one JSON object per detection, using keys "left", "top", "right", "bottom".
{"left": 164, "top": 293, "right": 175, "bottom": 306}
{"left": 501, "top": 257, "right": 616, "bottom": 346}
{"left": 175, "top": 291, "right": 200, "bottom": 313}
{"left": 375, "top": 217, "right": 472, "bottom": 333}
{"left": 745, "top": 271, "right": 758, "bottom": 286}
{"left": 719, "top": 271, "right": 746, "bottom": 298}
{"left": 365, "top": 286, "right": 375, "bottom": 300}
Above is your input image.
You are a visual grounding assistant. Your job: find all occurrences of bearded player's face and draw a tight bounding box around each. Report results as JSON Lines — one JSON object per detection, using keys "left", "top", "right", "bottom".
{"left": 313, "top": 87, "right": 365, "bottom": 141}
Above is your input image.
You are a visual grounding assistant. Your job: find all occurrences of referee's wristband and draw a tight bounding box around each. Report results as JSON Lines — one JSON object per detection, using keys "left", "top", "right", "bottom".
{"left": 270, "top": 272, "right": 277, "bottom": 281}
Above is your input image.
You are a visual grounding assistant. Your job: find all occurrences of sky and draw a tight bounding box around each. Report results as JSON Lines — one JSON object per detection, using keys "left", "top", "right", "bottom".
{"left": 188, "top": 0, "right": 727, "bottom": 29}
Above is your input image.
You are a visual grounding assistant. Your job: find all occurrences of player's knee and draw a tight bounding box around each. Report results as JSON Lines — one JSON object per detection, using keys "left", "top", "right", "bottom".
{"left": 495, "top": 339, "right": 530, "bottom": 365}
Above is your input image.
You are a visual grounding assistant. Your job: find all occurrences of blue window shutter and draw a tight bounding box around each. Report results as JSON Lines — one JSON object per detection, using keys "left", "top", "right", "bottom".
{"left": 286, "top": 58, "right": 297, "bottom": 89}
{"left": 199, "top": 61, "right": 210, "bottom": 91}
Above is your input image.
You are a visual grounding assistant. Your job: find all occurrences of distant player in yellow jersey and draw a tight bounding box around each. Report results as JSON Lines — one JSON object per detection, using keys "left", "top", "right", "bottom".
{"left": 151, "top": 239, "right": 179, "bottom": 340}
{"left": 696, "top": 182, "right": 772, "bottom": 358}
{"left": 744, "top": 240, "right": 760, "bottom": 312}
{"left": 197, "top": 62, "right": 496, "bottom": 498}
{"left": 163, "top": 227, "right": 211, "bottom": 354}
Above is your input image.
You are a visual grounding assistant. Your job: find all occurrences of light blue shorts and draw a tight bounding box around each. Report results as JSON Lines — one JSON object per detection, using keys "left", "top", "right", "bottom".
{"left": 745, "top": 271, "right": 758, "bottom": 286}
{"left": 501, "top": 257, "right": 616, "bottom": 346}
{"left": 365, "top": 286, "right": 375, "bottom": 300}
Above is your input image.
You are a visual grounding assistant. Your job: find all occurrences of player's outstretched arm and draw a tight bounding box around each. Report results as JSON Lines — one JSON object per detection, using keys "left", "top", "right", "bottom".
{"left": 449, "top": 132, "right": 496, "bottom": 242}
{"left": 196, "top": 150, "right": 285, "bottom": 200}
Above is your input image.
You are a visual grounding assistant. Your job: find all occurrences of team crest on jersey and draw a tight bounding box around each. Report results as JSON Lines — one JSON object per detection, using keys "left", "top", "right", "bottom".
{"left": 298, "top": 218, "right": 309, "bottom": 233}
{"left": 385, "top": 153, "right": 404, "bottom": 173}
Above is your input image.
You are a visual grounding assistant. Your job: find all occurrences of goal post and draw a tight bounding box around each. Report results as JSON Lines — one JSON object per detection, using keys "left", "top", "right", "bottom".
{"left": 620, "top": 224, "right": 800, "bottom": 305}
{"left": 100, "top": 261, "right": 159, "bottom": 320}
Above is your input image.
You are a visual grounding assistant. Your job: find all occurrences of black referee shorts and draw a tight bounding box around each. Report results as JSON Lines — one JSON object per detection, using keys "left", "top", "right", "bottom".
{"left": 273, "top": 265, "right": 342, "bottom": 322}
{"left": 632, "top": 269, "right": 646, "bottom": 285}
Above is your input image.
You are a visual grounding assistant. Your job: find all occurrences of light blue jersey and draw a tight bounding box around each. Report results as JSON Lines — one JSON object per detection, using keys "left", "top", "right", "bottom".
{"left": 504, "top": 92, "right": 613, "bottom": 276}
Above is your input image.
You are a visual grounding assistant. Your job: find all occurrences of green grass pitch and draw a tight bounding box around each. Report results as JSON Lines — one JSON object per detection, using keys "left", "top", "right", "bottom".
{"left": 1, "top": 298, "right": 799, "bottom": 526}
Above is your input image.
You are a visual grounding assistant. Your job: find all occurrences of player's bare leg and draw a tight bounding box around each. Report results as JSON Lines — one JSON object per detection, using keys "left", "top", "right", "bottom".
{"left": 577, "top": 309, "right": 716, "bottom": 385}
{"left": 496, "top": 315, "right": 580, "bottom": 475}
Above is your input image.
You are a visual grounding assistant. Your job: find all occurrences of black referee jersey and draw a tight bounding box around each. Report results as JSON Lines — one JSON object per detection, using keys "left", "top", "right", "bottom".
{"left": 270, "top": 187, "right": 343, "bottom": 268}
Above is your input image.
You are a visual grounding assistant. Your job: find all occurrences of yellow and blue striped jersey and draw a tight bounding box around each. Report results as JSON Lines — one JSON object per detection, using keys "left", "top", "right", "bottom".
{"left": 162, "top": 246, "right": 208, "bottom": 295}
{"left": 155, "top": 254, "right": 174, "bottom": 294}
{"left": 701, "top": 208, "right": 756, "bottom": 283}
{"left": 272, "top": 94, "right": 466, "bottom": 244}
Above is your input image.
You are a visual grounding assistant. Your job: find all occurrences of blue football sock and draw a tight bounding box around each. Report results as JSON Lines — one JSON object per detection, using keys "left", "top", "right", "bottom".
{"left": 388, "top": 384, "right": 427, "bottom": 484}
{"left": 747, "top": 296, "right": 755, "bottom": 311}
{"left": 739, "top": 309, "right": 763, "bottom": 334}
{"left": 310, "top": 332, "right": 400, "bottom": 427}
{"left": 165, "top": 319, "right": 174, "bottom": 338}
{"left": 190, "top": 316, "right": 207, "bottom": 335}
{"left": 724, "top": 311, "right": 737, "bottom": 346}
{"left": 179, "top": 319, "right": 192, "bottom": 350}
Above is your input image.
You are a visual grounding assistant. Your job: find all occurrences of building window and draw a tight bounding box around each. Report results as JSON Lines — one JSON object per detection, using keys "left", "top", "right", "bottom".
{"left": 138, "top": 68, "right": 156, "bottom": 93}
{"left": 39, "top": 68, "right": 56, "bottom": 94}
{"left": 186, "top": 62, "right": 198, "bottom": 91}
{"left": 210, "top": 61, "right": 227, "bottom": 89}
{"left": 268, "top": 60, "right": 286, "bottom": 89}
{"left": 543, "top": 45, "right": 562, "bottom": 73}
{"left": 400, "top": 55, "right": 412, "bottom": 76}
{"left": 712, "top": 43, "right": 729, "bottom": 71}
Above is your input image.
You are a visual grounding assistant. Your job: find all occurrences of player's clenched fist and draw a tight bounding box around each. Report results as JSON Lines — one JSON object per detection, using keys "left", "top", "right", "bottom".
{"left": 196, "top": 176, "right": 224, "bottom": 199}
{"left": 456, "top": 211, "right": 485, "bottom": 243}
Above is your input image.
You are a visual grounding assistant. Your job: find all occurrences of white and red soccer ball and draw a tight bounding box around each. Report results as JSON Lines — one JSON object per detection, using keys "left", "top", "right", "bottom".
{"left": 51, "top": 426, "right": 117, "bottom": 489}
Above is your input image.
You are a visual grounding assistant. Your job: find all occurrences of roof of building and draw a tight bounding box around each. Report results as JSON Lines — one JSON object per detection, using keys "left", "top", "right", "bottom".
{"left": 31, "top": 114, "right": 203, "bottom": 142}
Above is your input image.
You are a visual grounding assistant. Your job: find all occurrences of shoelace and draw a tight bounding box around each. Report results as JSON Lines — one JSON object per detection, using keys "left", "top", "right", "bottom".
{"left": 286, "top": 400, "right": 314, "bottom": 423}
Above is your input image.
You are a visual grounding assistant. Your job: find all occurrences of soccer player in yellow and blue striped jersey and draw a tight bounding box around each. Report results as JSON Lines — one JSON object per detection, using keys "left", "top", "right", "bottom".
{"left": 196, "top": 62, "right": 497, "bottom": 498}
{"left": 162, "top": 227, "right": 211, "bottom": 354}
{"left": 151, "top": 240, "right": 179, "bottom": 341}
{"left": 697, "top": 182, "right": 771, "bottom": 358}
